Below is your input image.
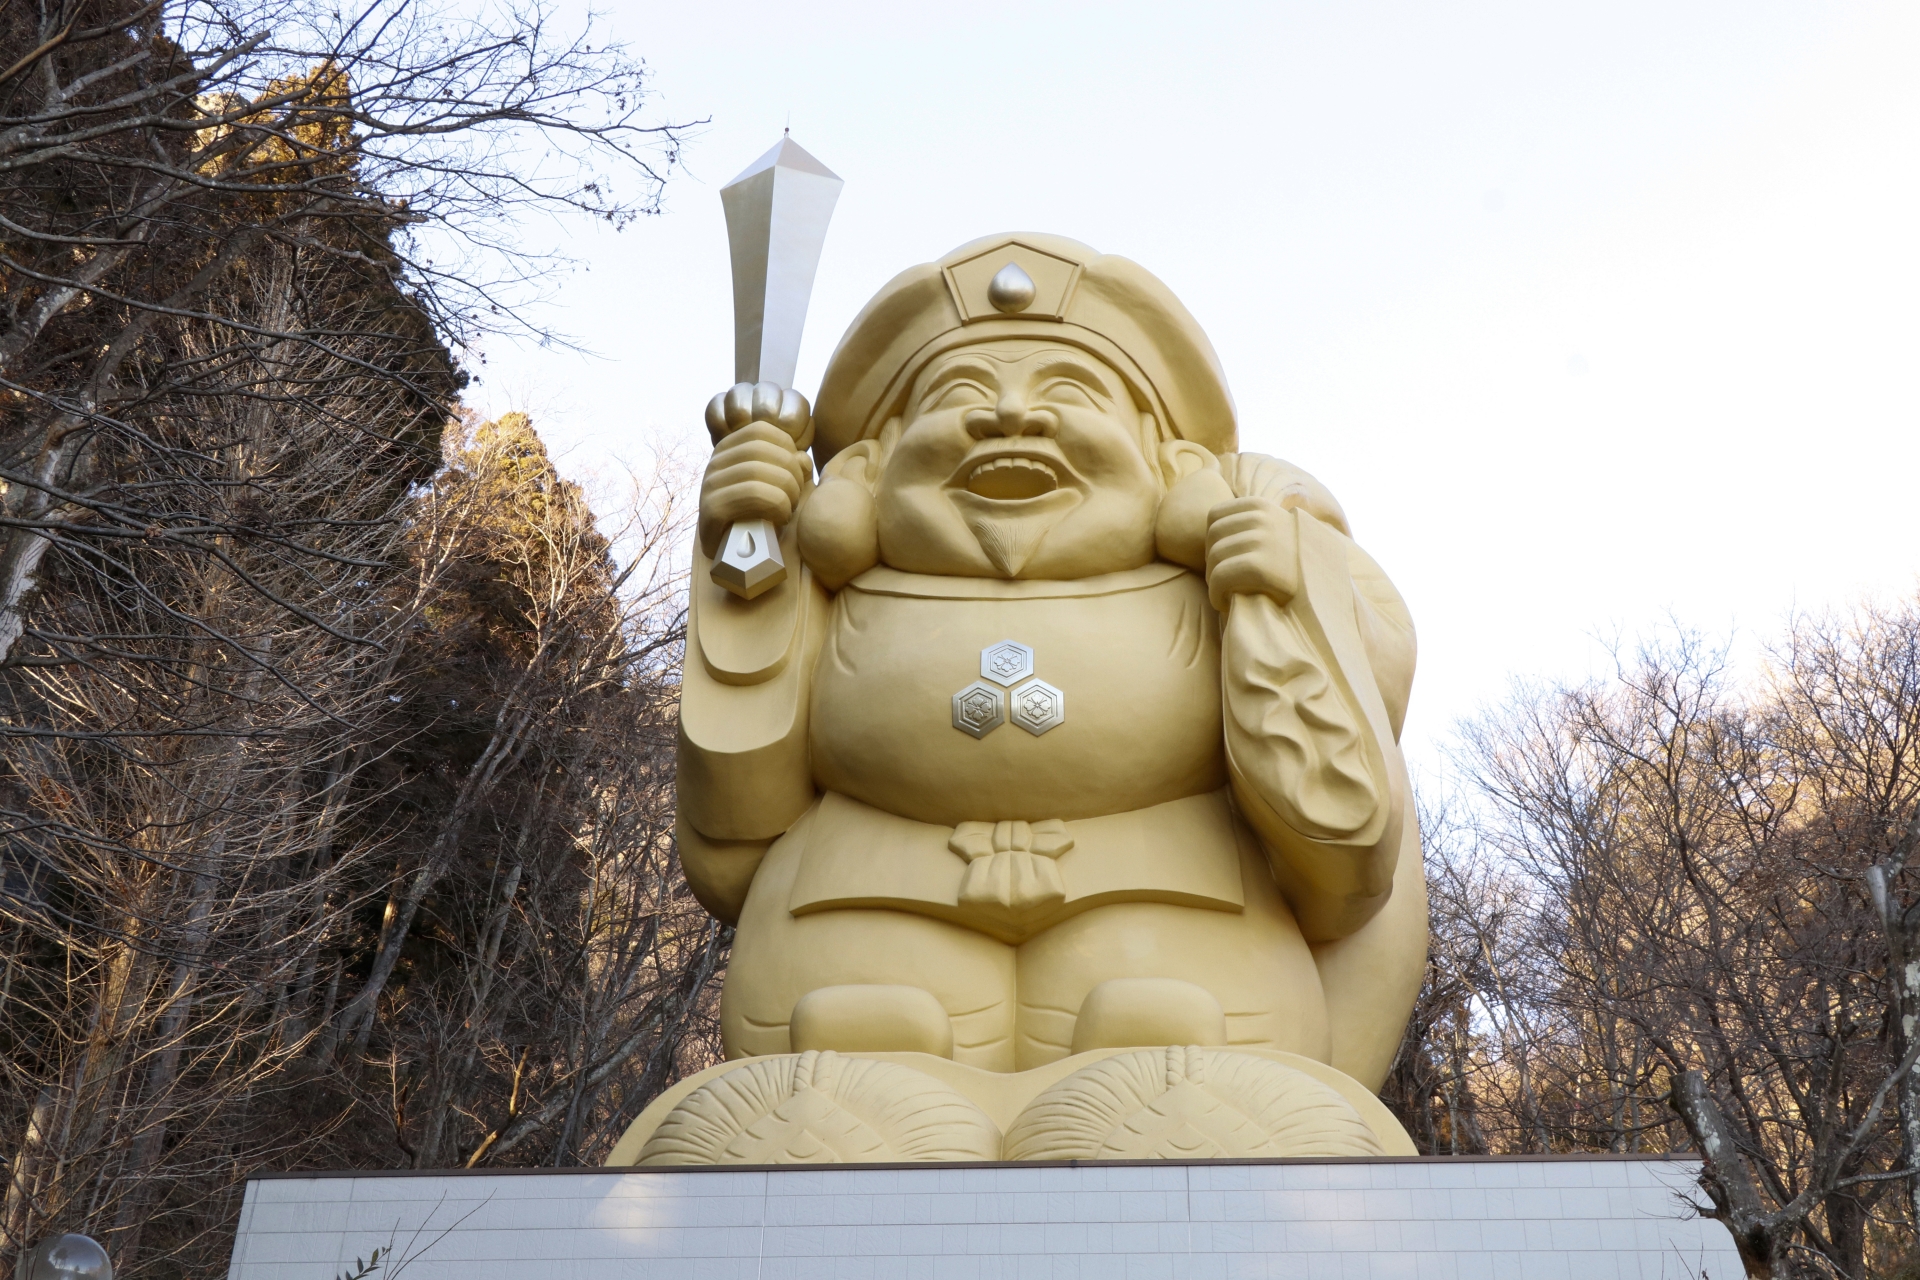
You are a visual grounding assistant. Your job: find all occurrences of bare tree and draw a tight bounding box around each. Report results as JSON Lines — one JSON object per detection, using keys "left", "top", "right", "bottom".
{"left": 1414, "top": 615, "right": 1920, "bottom": 1280}
{"left": 1, "top": 266, "right": 447, "bottom": 1268}
{"left": 1769, "top": 606, "right": 1920, "bottom": 1254}
{"left": 2, "top": 0, "right": 687, "bottom": 664}
{"left": 1381, "top": 797, "right": 1495, "bottom": 1156}
{"left": 1, "top": 3, "right": 719, "bottom": 1273}
{"left": 1, "top": 401, "right": 728, "bottom": 1274}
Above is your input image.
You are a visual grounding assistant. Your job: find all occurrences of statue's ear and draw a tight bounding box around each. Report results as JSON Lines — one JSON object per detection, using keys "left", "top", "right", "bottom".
{"left": 1157, "top": 438, "right": 1216, "bottom": 487}
{"left": 821, "top": 438, "right": 883, "bottom": 492}
{"left": 1154, "top": 440, "right": 1234, "bottom": 572}
{"left": 800, "top": 434, "right": 886, "bottom": 590}
{"left": 875, "top": 415, "right": 904, "bottom": 465}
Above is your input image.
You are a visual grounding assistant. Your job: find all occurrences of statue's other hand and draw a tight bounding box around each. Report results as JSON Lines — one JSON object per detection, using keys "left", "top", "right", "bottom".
{"left": 699, "top": 381, "right": 814, "bottom": 557}
{"left": 1204, "top": 495, "right": 1301, "bottom": 614}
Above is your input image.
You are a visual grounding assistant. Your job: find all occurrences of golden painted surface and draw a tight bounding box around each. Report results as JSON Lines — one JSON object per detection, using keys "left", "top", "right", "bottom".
{"left": 631, "top": 233, "right": 1428, "bottom": 1163}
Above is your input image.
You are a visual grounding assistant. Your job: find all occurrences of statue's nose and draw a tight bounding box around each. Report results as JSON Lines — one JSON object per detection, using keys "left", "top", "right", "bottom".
{"left": 965, "top": 393, "right": 1058, "bottom": 440}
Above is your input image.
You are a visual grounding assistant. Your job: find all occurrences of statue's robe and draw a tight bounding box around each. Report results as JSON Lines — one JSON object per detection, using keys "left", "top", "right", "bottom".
{"left": 678, "top": 454, "right": 1426, "bottom": 1083}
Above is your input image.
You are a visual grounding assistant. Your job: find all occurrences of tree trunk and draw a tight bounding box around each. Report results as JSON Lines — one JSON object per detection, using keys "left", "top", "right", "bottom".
{"left": 1868, "top": 862, "right": 1920, "bottom": 1235}
{"left": 1670, "top": 1070, "right": 1776, "bottom": 1279}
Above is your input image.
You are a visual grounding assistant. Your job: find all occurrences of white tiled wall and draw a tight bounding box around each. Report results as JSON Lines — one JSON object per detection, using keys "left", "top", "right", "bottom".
{"left": 228, "top": 1159, "right": 1741, "bottom": 1280}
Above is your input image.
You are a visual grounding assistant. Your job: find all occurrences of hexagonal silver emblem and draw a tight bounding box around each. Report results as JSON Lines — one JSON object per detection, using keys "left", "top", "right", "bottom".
{"left": 1009, "top": 678, "right": 1065, "bottom": 736}
{"left": 710, "top": 517, "right": 787, "bottom": 600}
{"left": 951, "top": 681, "right": 1007, "bottom": 738}
{"left": 980, "top": 640, "right": 1034, "bottom": 687}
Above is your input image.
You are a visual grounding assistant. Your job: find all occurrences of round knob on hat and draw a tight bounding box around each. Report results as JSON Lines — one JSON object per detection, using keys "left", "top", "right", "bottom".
{"left": 987, "top": 262, "right": 1037, "bottom": 314}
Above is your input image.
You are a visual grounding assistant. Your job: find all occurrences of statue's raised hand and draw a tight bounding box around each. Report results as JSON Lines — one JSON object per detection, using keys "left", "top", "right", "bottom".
{"left": 700, "top": 382, "right": 814, "bottom": 558}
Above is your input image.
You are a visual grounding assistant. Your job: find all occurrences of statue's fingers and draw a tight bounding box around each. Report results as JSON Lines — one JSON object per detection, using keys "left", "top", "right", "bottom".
{"left": 715, "top": 427, "right": 804, "bottom": 465}
{"left": 752, "top": 382, "right": 786, "bottom": 424}
{"left": 719, "top": 420, "right": 799, "bottom": 448}
{"left": 776, "top": 388, "right": 815, "bottom": 450}
{"left": 777, "top": 388, "right": 809, "bottom": 430}
{"left": 1203, "top": 526, "right": 1271, "bottom": 574}
{"left": 1203, "top": 509, "right": 1268, "bottom": 545}
{"left": 723, "top": 382, "right": 757, "bottom": 429}
{"left": 1205, "top": 561, "right": 1245, "bottom": 614}
{"left": 1206, "top": 502, "right": 1294, "bottom": 568}
{"left": 1206, "top": 554, "right": 1271, "bottom": 613}
{"left": 705, "top": 392, "right": 730, "bottom": 443}
{"left": 714, "top": 432, "right": 810, "bottom": 490}
{"left": 704, "top": 479, "right": 797, "bottom": 530}
{"left": 1205, "top": 495, "right": 1270, "bottom": 523}
{"left": 705, "top": 458, "right": 803, "bottom": 507}
{"left": 716, "top": 422, "right": 807, "bottom": 465}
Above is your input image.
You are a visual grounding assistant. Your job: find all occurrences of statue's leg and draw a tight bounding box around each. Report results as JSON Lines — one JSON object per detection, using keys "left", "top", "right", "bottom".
{"left": 722, "top": 816, "right": 1016, "bottom": 1072}
{"left": 1014, "top": 836, "right": 1329, "bottom": 1071}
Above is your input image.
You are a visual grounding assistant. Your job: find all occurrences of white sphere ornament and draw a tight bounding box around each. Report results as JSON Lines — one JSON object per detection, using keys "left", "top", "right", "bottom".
{"left": 26, "top": 1234, "right": 113, "bottom": 1280}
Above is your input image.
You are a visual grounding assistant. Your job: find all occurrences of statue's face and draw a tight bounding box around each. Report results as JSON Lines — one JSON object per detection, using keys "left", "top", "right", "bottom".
{"left": 874, "top": 340, "right": 1162, "bottom": 578}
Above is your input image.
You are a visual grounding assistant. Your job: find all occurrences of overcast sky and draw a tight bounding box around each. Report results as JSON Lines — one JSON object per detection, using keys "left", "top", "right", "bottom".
{"left": 469, "top": 1, "right": 1920, "bottom": 769}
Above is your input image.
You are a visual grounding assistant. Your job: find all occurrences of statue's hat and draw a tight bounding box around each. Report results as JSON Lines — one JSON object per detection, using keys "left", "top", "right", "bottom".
{"left": 812, "top": 233, "right": 1237, "bottom": 464}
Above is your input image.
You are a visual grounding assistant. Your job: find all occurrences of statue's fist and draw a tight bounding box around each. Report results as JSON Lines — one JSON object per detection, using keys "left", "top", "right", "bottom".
{"left": 1204, "top": 496, "right": 1302, "bottom": 613}
{"left": 704, "top": 381, "right": 813, "bottom": 447}
{"left": 699, "top": 382, "right": 814, "bottom": 558}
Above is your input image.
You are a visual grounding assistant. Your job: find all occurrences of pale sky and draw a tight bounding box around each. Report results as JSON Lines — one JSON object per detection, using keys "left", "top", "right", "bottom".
{"left": 471, "top": 1, "right": 1920, "bottom": 768}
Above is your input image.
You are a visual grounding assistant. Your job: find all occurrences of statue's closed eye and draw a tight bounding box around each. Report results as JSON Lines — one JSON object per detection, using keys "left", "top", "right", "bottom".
{"left": 1037, "top": 379, "right": 1099, "bottom": 409}
{"left": 926, "top": 381, "right": 990, "bottom": 412}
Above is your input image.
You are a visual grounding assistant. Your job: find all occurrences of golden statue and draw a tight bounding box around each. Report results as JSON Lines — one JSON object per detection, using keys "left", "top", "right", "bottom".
{"left": 610, "top": 210, "right": 1426, "bottom": 1164}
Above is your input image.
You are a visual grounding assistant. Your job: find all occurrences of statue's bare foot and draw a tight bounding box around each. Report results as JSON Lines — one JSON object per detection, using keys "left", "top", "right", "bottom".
{"left": 790, "top": 983, "right": 954, "bottom": 1057}
{"left": 1070, "top": 978, "right": 1227, "bottom": 1053}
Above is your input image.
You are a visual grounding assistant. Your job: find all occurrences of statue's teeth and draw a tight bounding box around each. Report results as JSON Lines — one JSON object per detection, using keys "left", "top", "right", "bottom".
{"left": 969, "top": 458, "right": 1055, "bottom": 481}
{"left": 965, "top": 456, "right": 1059, "bottom": 498}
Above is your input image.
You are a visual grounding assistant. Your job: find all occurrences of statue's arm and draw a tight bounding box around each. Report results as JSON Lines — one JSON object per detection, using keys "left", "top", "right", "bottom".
{"left": 677, "top": 530, "right": 826, "bottom": 922}
{"left": 1213, "top": 454, "right": 1413, "bottom": 943}
{"left": 678, "top": 387, "right": 825, "bottom": 924}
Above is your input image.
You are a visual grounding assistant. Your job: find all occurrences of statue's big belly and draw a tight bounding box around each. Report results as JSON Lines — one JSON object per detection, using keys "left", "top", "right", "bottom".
{"left": 809, "top": 567, "right": 1225, "bottom": 827}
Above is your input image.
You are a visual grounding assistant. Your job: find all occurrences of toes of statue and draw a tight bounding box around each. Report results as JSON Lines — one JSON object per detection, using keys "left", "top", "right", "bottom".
{"left": 790, "top": 984, "right": 955, "bottom": 1058}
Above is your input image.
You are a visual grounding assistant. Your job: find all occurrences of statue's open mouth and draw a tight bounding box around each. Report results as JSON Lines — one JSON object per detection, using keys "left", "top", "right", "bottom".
{"left": 965, "top": 456, "right": 1059, "bottom": 501}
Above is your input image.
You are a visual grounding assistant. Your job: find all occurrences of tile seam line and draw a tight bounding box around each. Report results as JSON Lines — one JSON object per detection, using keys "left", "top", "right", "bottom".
{"left": 1185, "top": 1163, "right": 1194, "bottom": 1260}
{"left": 756, "top": 1171, "right": 767, "bottom": 1280}
{"left": 242, "top": 1154, "right": 1708, "bottom": 1181}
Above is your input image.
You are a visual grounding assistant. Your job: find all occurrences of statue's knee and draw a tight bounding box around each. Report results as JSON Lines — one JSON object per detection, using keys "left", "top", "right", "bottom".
{"left": 1070, "top": 978, "right": 1227, "bottom": 1053}
{"left": 789, "top": 984, "right": 955, "bottom": 1057}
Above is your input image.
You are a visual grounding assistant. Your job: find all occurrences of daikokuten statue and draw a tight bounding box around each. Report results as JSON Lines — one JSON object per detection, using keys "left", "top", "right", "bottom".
{"left": 611, "top": 234, "right": 1427, "bottom": 1165}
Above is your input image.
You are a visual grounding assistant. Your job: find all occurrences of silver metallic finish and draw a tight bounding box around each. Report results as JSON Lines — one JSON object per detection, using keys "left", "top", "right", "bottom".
{"left": 712, "top": 137, "right": 840, "bottom": 598}
{"left": 980, "top": 640, "right": 1035, "bottom": 687}
{"left": 719, "top": 137, "right": 845, "bottom": 388}
{"left": 1009, "top": 678, "right": 1065, "bottom": 736}
{"left": 711, "top": 517, "right": 786, "bottom": 600}
{"left": 952, "top": 681, "right": 1007, "bottom": 738}
{"left": 25, "top": 1235, "right": 112, "bottom": 1280}
{"left": 987, "top": 261, "right": 1037, "bottom": 314}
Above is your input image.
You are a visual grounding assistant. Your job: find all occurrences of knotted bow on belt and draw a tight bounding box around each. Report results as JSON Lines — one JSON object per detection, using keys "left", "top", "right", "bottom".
{"left": 948, "top": 819, "right": 1076, "bottom": 926}
{"left": 787, "top": 789, "right": 1246, "bottom": 945}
